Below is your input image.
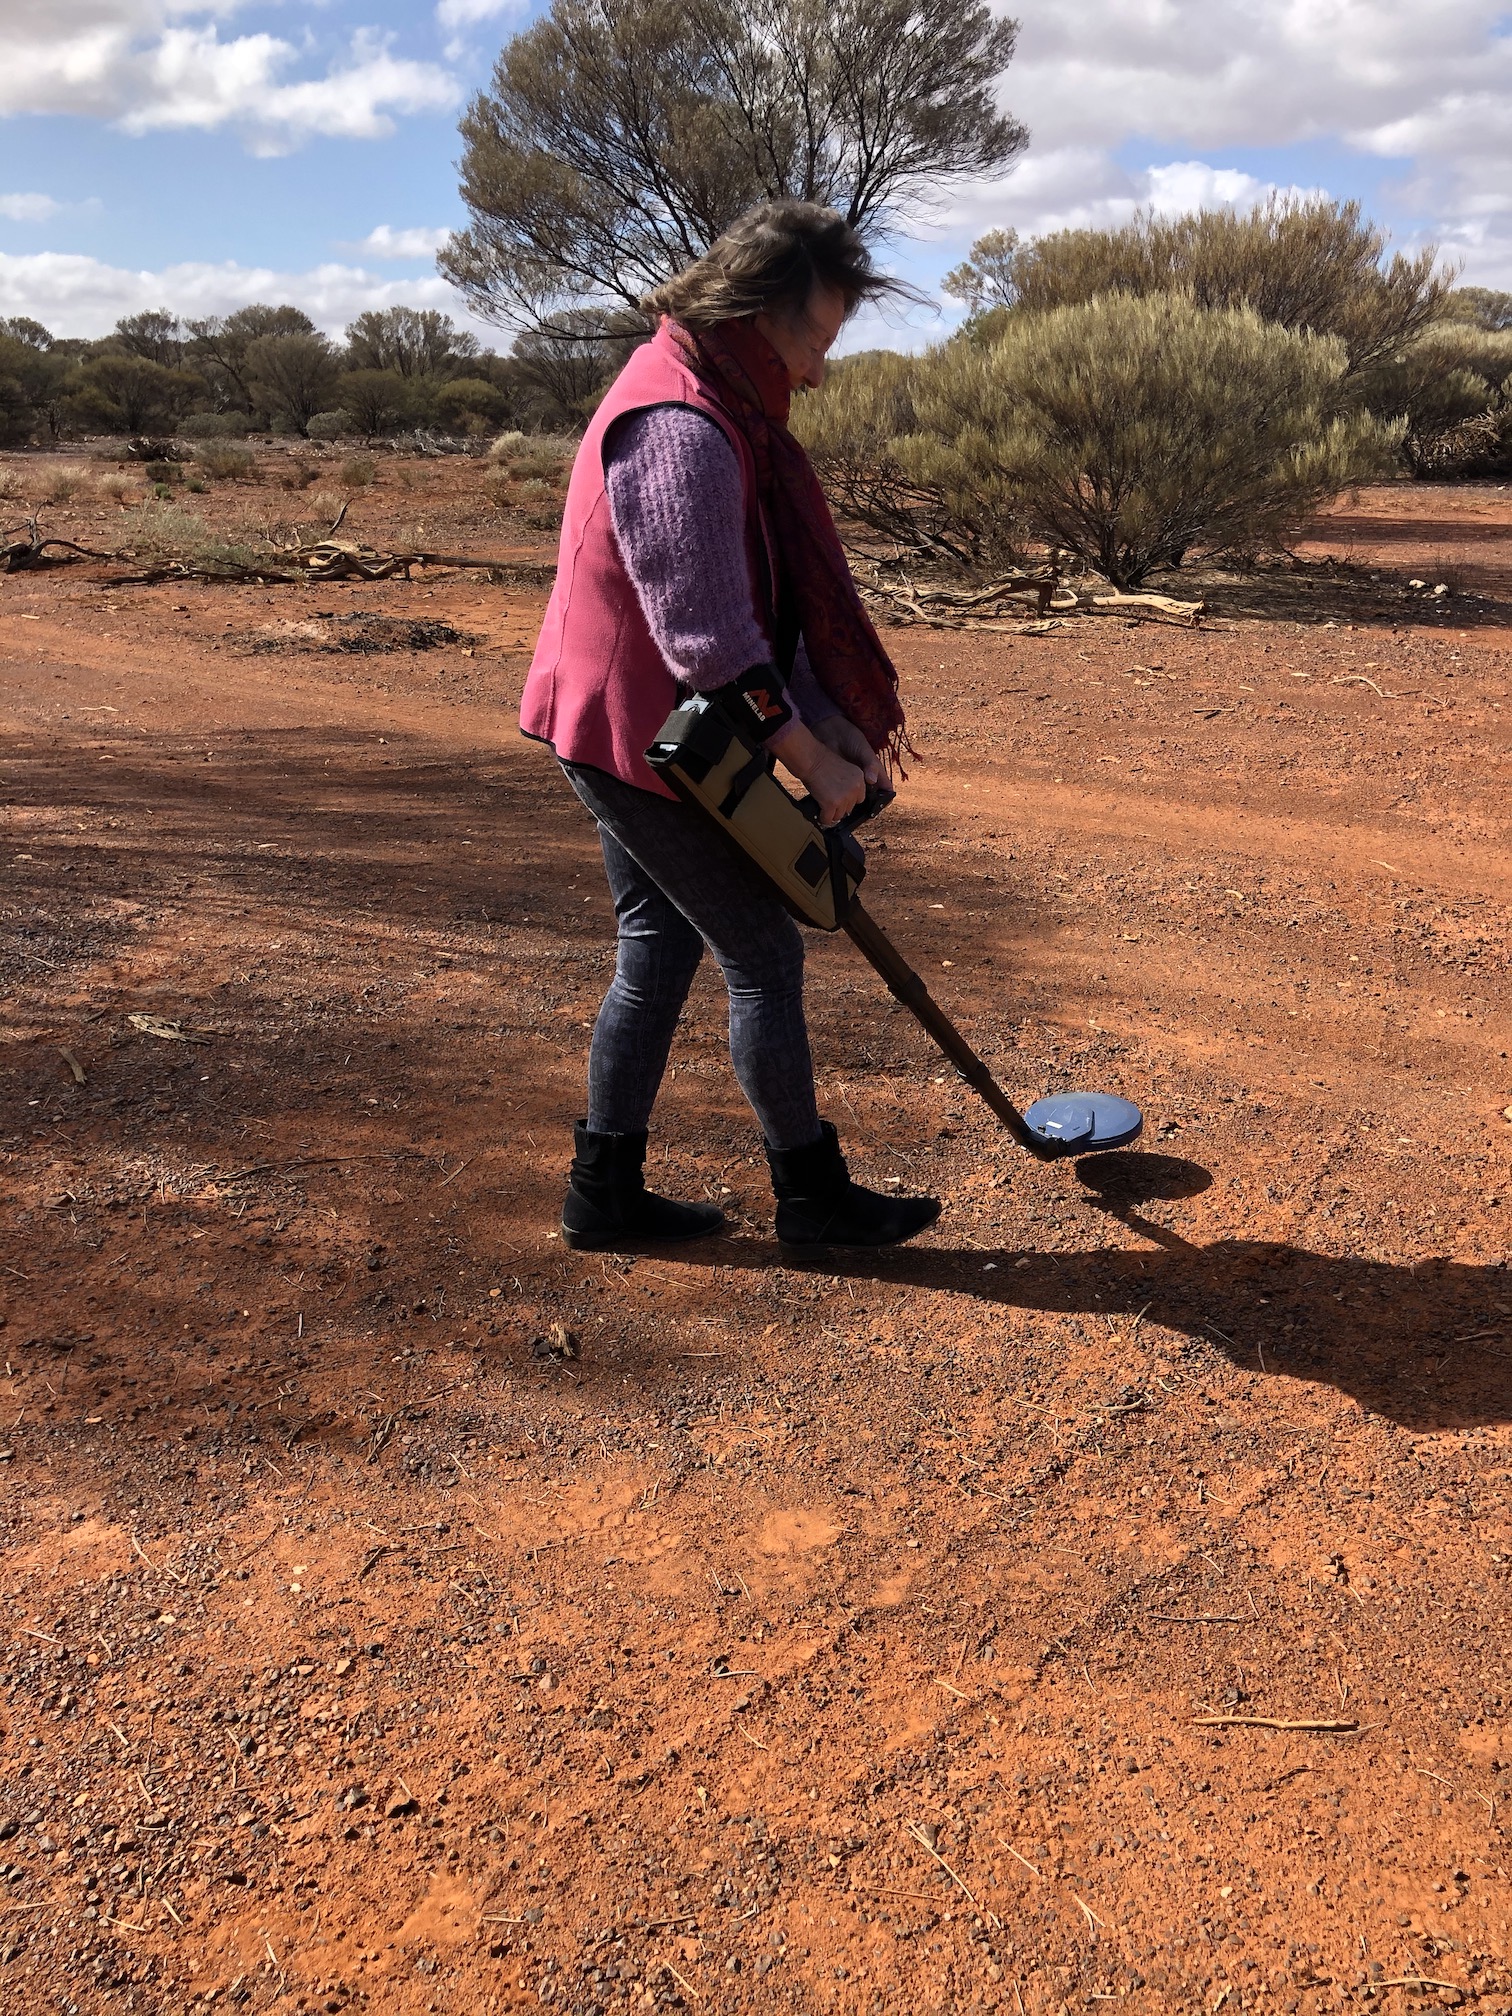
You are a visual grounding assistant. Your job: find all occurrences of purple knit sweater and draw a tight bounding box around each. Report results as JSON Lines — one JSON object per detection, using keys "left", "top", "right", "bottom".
{"left": 604, "top": 405, "right": 839, "bottom": 728}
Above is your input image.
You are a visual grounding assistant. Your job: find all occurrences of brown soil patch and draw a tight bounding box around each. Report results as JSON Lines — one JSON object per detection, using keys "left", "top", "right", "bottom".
{"left": 2, "top": 458, "right": 1511, "bottom": 2016}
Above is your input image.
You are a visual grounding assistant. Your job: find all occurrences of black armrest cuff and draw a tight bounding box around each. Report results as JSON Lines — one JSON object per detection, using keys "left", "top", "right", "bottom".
{"left": 712, "top": 663, "right": 792, "bottom": 743}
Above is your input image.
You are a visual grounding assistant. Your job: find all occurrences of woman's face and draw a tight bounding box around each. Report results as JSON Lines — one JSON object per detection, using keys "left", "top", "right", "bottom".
{"left": 754, "top": 280, "right": 848, "bottom": 391}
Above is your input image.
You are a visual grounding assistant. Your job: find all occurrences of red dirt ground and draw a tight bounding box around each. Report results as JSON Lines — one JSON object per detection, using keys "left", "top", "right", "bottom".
{"left": 2, "top": 453, "right": 1511, "bottom": 2016}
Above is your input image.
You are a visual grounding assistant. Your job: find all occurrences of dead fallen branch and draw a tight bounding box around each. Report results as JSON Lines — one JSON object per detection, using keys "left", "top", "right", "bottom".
{"left": 857, "top": 570, "right": 1078, "bottom": 630}
{"left": 109, "top": 539, "right": 556, "bottom": 588}
{"left": 1090, "top": 590, "right": 1207, "bottom": 626}
{"left": 852, "top": 564, "right": 1208, "bottom": 633}
{"left": 4, "top": 515, "right": 116, "bottom": 573}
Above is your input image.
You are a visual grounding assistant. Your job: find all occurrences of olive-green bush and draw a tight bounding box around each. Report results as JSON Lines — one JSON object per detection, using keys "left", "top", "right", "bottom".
{"left": 1360, "top": 323, "right": 1512, "bottom": 477}
{"left": 190, "top": 441, "right": 257, "bottom": 481}
{"left": 946, "top": 199, "right": 1447, "bottom": 378}
{"left": 793, "top": 349, "right": 1013, "bottom": 568}
{"left": 799, "top": 293, "right": 1398, "bottom": 587}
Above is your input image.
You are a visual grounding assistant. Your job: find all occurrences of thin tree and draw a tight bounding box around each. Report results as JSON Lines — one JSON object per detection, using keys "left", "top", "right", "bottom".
{"left": 245, "top": 333, "right": 340, "bottom": 438}
{"left": 112, "top": 309, "right": 184, "bottom": 366}
{"left": 187, "top": 306, "right": 318, "bottom": 413}
{"left": 344, "top": 307, "right": 479, "bottom": 379}
{"left": 441, "top": 0, "right": 1026, "bottom": 330}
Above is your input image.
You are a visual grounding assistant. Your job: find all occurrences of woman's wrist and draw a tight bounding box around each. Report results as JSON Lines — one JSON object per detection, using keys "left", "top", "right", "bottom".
{"left": 770, "top": 719, "right": 866, "bottom": 825}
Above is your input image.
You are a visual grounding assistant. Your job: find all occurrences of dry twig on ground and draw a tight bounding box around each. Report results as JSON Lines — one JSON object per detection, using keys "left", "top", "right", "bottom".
{"left": 3, "top": 514, "right": 115, "bottom": 573}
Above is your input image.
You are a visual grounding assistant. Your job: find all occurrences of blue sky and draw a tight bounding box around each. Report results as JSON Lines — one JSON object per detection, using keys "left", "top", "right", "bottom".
{"left": 2, "top": 2, "right": 1510, "bottom": 350}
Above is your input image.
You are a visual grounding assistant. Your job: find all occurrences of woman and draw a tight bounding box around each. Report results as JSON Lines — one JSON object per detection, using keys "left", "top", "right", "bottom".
{"left": 521, "top": 199, "right": 940, "bottom": 1253}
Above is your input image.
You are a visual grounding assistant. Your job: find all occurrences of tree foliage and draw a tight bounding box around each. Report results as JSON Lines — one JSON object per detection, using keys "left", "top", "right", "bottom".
{"left": 338, "top": 368, "right": 426, "bottom": 437}
{"left": 1361, "top": 323, "right": 1512, "bottom": 477}
{"left": 71, "top": 352, "right": 195, "bottom": 434}
{"left": 113, "top": 310, "right": 185, "bottom": 366}
{"left": 1, "top": 316, "right": 56, "bottom": 352}
{"left": 0, "top": 296, "right": 594, "bottom": 443}
{"left": 940, "top": 227, "right": 1019, "bottom": 318}
{"left": 245, "top": 333, "right": 341, "bottom": 437}
{"left": 945, "top": 200, "right": 1449, "bottom": 377}
{"left": 508, "top": 311, "right": 643, "bottom": 420}
{"left": 441, "top": 0, "right": 1026, "bottom": 328}
{"left": 0, "top": 329, "right": 72, "bottom": 443}
{"left": 186, "top": 306, "right": 319, "bottom": 412}
{"left": 1442, "top": 287, "right": 1512, "bottom": 334}
{"left": 344, "top": 307, "right": 479, "bottom": 379}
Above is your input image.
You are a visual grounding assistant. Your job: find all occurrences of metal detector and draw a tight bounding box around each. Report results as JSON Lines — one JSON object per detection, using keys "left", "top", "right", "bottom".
{"left": 646, "top": 693, "right": 1144, "bottom": 1162}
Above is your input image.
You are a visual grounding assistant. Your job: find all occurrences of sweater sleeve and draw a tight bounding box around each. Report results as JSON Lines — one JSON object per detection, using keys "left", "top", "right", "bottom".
{"left": 787, "top": 636, "right": 841, "bottom": 727}
{"left": 605, "top": 404, "right": 780, "bottom": 697}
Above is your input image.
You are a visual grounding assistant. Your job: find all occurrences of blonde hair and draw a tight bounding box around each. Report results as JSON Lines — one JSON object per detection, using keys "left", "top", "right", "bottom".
{"left": 643, "top": 199, "right": 895, "bottom": 331}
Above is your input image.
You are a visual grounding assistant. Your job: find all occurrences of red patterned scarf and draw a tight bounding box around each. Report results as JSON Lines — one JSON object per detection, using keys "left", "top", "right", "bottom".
{"left": 666, "top": 316, "right": 908, "bottom": 767}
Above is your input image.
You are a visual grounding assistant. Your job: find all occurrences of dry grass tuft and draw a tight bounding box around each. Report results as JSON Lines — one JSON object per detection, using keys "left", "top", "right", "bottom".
{"left": 308, "top": 490, "right": 348, "bottom": 526}
{"left": 192, "top": 443, "right": 257, "bottom": 482}
{"left": 43, "top": 465, "right": 90, "bottom": 505}
{"left": 117, "top": 498, "right": 266, "bottom": 571}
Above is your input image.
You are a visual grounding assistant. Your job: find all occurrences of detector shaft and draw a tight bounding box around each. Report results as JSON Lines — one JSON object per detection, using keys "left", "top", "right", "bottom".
{"left": 842, "top": 900, "right": 1056, "bottom": 1160}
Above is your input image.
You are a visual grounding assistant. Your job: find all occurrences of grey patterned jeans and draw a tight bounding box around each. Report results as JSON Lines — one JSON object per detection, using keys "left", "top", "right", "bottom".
{"left": 560, "top": 761, "right": 822, "bottom": 1151}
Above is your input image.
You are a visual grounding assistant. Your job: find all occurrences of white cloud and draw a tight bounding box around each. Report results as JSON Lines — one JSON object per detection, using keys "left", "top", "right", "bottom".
{"left": 1143, "top": 163, "right": 1326, "bottom": 219}
{"left": 0, "top": 4, "right": 458, "bottom": 153}
{"left": 0, "top": 192, "right": 66, "bottom": 223}
{"left": 920, "top": 150, "right": 1332, "bottom": 258}
{"left": 916, "top": 0, "right": 1512, "bottom": 288}
{"left": 0, "top": 249, "right": 495, "bottom": 343}
{"left": 436, "top": 0, "right": 525, "bottom": 28}
{"left": 353, "top": 224, "right": 451, "bottom": 261}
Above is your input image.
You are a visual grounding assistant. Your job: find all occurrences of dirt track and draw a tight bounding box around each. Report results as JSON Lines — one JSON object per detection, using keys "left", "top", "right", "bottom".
{"left": 2, "top": 457, "right": 1511, "bottom": 2016}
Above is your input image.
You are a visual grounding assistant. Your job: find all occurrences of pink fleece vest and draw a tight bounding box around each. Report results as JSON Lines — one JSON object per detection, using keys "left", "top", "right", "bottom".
{"left": 520, "top": 326, "right": 774, "bottom": 798}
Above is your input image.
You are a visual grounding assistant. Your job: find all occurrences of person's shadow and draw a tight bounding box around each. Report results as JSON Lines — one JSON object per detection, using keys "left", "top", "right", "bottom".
{"left": 706, "top": 1155, "right": 1512, "bottom": 1431}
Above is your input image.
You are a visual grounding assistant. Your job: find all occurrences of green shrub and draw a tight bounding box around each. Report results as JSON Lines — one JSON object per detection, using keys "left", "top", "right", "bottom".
{"left": 191, "top": 442, "right": 257, "bottom": 481}
{"left": 1359, "top": 324, "right": 1512, "bottom": 477}
{"left": 338, "top": 454, "right": 376, "bottom": 489}
{"left": 487, "top": 430, "right": 575, "bottom": 479}
{"left": 340, "top": 368, "right": 423, "bottom": 438}
{"left": 306, "top": 410, "right": 351, "bottom": 441}
{"left": 1441, "top": 287, "right": 1512, "bottom": 334}
{"left": 793, "top": 350, "right": 1016, "bottom": 568}
{"left": 144, "top": 459, "right": 180, "bottom": 484}
{"left": 870, "top": 294, "right": 1398, "bottom": 587}
{"left": 435, "top": 375, "right": 511, "bottom": 431}
{"left": 480, "top": 466, "right": 515, "bottom": 510}
{"left": 181, "top": 410, "right": 250, "bottom": 439}
{"left": 948, "top": 199, "right": 1449, "bottom": 378}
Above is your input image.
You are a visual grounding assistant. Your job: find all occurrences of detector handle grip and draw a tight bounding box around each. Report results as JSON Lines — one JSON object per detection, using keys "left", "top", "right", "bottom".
{"left": 794, "top": 781, "right": 895, "bottom": 836}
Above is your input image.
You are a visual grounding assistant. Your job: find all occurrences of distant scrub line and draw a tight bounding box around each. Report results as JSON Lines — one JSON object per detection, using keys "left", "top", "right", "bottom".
{"left": 0, "top": 303, "right": 623, "bottom": 450}
{"left": 3, "top": 200, "right": 1509, "bottom": 594}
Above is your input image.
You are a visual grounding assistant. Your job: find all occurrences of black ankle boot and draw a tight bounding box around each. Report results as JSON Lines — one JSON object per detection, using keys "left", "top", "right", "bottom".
{"left": 766, "top": 1122, "right": 941, "bottom": 1248}
{"left": 561, "top": 1123, "right": 726, "bottom": 1252}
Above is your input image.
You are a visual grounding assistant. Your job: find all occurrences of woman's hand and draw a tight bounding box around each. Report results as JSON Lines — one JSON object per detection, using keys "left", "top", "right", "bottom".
{"left": 811, "top": 713, "right": 883, "bottom": 788}
{"left": 770, "top": 719, "right": 867, "bottom": 826}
